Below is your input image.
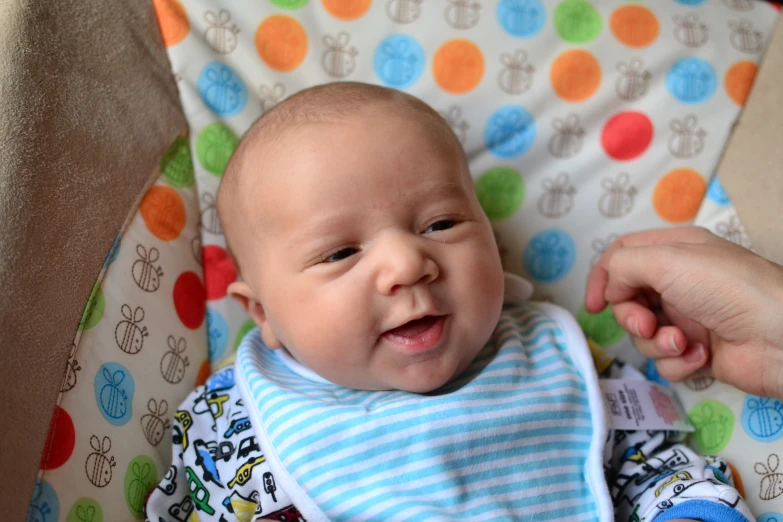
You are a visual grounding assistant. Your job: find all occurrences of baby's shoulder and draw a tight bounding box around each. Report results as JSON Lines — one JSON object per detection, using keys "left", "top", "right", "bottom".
{"left": 173, "top": 364, "right": 249, "bottom": 440}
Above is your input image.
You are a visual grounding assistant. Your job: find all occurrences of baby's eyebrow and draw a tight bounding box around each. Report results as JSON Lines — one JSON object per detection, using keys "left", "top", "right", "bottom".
{"left": 294, "top": 181, "right": 467, "bottom": 240}
{"left": 294, "top": 211, "right": 368, "bottom": 241}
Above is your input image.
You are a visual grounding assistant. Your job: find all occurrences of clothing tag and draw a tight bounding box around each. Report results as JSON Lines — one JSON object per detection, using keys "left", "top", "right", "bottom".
{"left": 599, "top": 379, "right": 694, "bottom": 432}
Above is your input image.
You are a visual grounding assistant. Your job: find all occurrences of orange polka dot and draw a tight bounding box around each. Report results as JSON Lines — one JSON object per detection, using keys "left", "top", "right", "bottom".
{"left": 550, "top": 50, "right": 601, "bottom": 102}
{"left": 153, "top": 0, "right": 189, "bottom": 48}
{"left": 255, "top": 15, "right": 308, "bottom": 72}
{"left": 727, "top": 461, "right": 745, "bottom": 499}
{"left": 610, "top": 5, "right": 659, "bottom": 48}
{"left": 653, "top": 169, "right": 706, "bottom": 223}
{"left": 140, "top": 185, "right": 186, "bottom": 241}
{"left": 725, "top": 61, "right": 758, "bottom": 106}
{"left": 322, "top": 0, "right": 371, "bottom": 20}
{"left": 433, "top": 40, "right": 485, "bottom": 95}
{"left": 194, "top": 359, "right": 211, "bottom": 387}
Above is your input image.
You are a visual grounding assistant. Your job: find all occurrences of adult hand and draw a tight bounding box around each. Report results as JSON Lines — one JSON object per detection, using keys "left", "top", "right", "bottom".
{"left": 585, "top": 227, "right": 783, "bottom": 400}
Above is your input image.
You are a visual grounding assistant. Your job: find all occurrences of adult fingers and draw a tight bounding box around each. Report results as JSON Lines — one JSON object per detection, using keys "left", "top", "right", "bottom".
{"left": 603, "top": 244, "right": 677, "bottom": 304}
{"left": 585, "top": 227, "right": 713, "bottom": 313}
{"left": 610, "top": 300, "right": 656, "bottom": 339}
{"left": 629, "top": 326, "right": 688, "bottom": 359}
{"left": 654, "top": 343, "right": 709, "bottom": 382}
{"left": 659, "top": 300, "right": 711, "bottom": 349}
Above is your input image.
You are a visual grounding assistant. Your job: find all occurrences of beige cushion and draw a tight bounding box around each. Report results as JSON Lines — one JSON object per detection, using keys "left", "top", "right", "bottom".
{"left": 0, "top": 0, "right": 185, "bottom": 518}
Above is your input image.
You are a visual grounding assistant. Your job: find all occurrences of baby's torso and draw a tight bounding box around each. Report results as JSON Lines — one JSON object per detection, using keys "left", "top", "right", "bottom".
{"left": 233, "top": 302, "right": 610, "bottom": 522}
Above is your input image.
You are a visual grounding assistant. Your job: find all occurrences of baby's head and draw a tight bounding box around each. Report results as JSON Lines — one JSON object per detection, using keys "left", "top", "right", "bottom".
{"left": 219, "top": 82, "right": 504, "bottom": 393}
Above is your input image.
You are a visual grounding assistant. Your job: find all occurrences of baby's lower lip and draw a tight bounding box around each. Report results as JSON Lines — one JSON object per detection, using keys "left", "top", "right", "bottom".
{"left": 382, "top": 315, "right": 447, "bottom": 352}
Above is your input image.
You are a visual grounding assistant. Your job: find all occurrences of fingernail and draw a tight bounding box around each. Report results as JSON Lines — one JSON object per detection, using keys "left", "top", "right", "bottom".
{"left": 627, "top": 317, "right": 641, "bottom": 338}
{"left": 669, "top": 334, "right": 682, "bottom": 355}
{"left": 685, "top": 344, "right": 705, "bottom": 363}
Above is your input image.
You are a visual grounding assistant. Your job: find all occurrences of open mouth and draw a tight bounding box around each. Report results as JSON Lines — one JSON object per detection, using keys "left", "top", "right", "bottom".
{"left": 382, "top": 315, "right": 447, "bottom": 352}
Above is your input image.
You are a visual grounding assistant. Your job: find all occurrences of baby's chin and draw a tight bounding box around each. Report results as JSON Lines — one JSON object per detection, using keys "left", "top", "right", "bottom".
{"left": 388, "top": 350, "right": 479, "bottom": 394}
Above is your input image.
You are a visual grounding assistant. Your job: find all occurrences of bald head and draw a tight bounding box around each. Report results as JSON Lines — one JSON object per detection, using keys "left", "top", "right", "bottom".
{"left": 217, "top": 82, "right": 465, "bottom": 274}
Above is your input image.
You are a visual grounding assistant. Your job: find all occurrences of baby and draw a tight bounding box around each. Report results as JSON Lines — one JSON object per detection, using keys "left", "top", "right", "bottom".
{"left": 146, "top": 83, "right": 751, "bottom": 522}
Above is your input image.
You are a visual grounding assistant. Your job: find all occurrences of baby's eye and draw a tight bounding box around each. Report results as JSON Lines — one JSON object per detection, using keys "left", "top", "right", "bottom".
{"left": 323, "top": 247, "right": 358, "bottom": 263}
{"left": 423, "top": 220, "right": 456, "bottom": 233}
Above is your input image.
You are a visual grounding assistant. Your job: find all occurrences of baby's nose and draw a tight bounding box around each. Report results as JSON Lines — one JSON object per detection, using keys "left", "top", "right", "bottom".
{"left": 375, "top": 233, "right": 439, "bottom": 295}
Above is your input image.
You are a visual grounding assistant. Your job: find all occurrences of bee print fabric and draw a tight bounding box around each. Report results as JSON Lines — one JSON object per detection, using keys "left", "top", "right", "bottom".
{"left": 31, "top": 170, "right": 211, "bottom": 520}
{"left": 28, "top": 0, "right": 782, "bottom": 520}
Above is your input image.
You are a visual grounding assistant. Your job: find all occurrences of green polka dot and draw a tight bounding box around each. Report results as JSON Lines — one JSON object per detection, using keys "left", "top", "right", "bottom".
{"left": 79, "top": 282, "right": 104, "bottom": 331}
{"left": 125, "top": 455, "right": 157, "bottom": 519}
{"left": 475, "top": 166, "right": 525, "bottom": 221}
{"left": 235, "top": 319, "right": 257, "bottom": 351}
{"left": 688, "top": 399, "right": 735, "bottom": 454}
{"left": 270, "top": 0, "right": 309, "bottom": 8}
{"left": 67, "top": 498, "right": 103, "bottom": 522}
{"left": 160, "top": 136, "right": 194, "bottom": 188}
{"left": 577, "top": 305, "right": 626, "bottom": 347}
{"left": 554, "top": 0, "right": 603, "bottom": 44}
{"left": 196, "top": 123, "right": 239, "bottom": 177}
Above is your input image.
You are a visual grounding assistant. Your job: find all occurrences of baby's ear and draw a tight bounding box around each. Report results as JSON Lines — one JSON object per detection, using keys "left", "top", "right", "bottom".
{"left": 227, "top": 281, "right": 283, "bottom": 349}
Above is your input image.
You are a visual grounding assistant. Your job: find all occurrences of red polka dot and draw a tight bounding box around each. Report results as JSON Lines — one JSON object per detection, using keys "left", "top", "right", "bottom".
{"left": 203, "top": 245, "right": 237, "bottom": 301}
{"left": 174, "top": 271, "right": 206, "bottom": 329}
{"left": 601, "top": 111, "right": 653, "bottom": 161}
{"left": 40, "top": 405, "right": 75, "bottom": 470}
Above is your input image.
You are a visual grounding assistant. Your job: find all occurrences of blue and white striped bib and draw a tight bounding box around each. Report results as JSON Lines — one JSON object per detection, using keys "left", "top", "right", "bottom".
{"left": 236, "top": 302, "right": 611, "bottom": 522}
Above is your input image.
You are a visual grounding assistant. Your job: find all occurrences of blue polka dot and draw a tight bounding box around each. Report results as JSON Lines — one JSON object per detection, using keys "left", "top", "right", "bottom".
{"left": 103, "top": 233, "right": 121, "bottom": 268}
{"left": 645, "top": 359, "right": 669, "bottom": 386}
{"left": 741, "top": 394, "right": 783, "bottom": 442}
{"left": 374, "top": 35, "right": 426, "bottom": 89}
{"left": 666, "top": 58, "right": 717, "bottom": 104}
{"left": 484, "top": 106, "right": 536, "bottom": 158}
{"left": 206, "top": 366, "right": 235, "bottom": 392}
{"left": 706, "top": 176, "right": 731, "bottom": 206}
{"left": 523, "top": 229, "right": 576, "bottom": 282}
{"left": 674, "top": 0, "right": 705, "bottom": 4}
{"left": 197, "top": 62, "right": 248, "bottom": 117}
{"left": 758, "top": 513, "right": 783, "bottom": 522}
{"left": 497, "top": 0, "right": 546, "bottom": 38}
{"left": 207, "top": 308, "right": 229, "bottom": 362}
{"left": 94, "top": 362, "right": 134, "bottom": 426}
{"left": 28, "top": 479, "right": 59, "bottom": 522}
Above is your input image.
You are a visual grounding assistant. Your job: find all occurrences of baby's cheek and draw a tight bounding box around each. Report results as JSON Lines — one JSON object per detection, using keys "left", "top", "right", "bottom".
{"left": 461, "top": 247, "right": 505, "bottom": 322}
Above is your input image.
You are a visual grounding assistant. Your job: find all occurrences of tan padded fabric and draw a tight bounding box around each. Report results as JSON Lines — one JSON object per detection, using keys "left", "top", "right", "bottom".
{"left": 718, "top": 17, "right": 783, "bottom": 265}
{"left": 0, "top": 0, "right": 186, "bottom": 518}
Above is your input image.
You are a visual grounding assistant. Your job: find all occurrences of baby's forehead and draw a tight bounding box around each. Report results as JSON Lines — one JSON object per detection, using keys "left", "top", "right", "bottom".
{"left": 219, "top": 84, "right": 465, "bottom": 250}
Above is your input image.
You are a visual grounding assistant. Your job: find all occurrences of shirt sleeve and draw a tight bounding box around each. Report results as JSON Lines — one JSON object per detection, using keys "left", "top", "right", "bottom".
{"left": 607, "top": 429, "right": 753, "bottom": 522}
{"left": 145, "top": 365, "right": 303, "bottom": 521}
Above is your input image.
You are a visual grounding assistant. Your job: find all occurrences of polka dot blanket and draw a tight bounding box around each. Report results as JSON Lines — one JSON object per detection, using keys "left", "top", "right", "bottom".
{"left": 28, "top": 0, "right": 783, "bottom": 520}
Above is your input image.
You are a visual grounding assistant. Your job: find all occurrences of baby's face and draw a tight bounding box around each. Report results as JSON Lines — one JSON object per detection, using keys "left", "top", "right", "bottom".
{"left": 237, "top": 110, "right": 504, "bottom": 392}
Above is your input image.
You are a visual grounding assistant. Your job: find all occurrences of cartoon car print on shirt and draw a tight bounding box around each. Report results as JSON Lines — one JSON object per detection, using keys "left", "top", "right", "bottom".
{"left": 655, "top": 471, "right": 693, "bottom": 497}
{"left": 185, "top": 466, "right": 216, "bottom": 515}
{"left": 192, "top": 390, "right": 231, "bottom": 419}
{"left": 174, "top": 410, "right": 193, "bottom": 449}
{"left": 224, "top": 416, "right": 251, "bottom": 438}
{"left": 194, "top": 439, "right": 222, "bottom": 485}
{"left": 238, "top": 435, "right": 259, "bottom": 459}
{"left": 227, "top": 455, "right": 266, "bottom": 488}
{"left": 222, "top": 489, "right": 263, "bottom": 517}
{"left": 264, "top": 504, "right": 305, "bottom": 521}
{"left": 214, "top": 440, "right": 235, "bottom": 462}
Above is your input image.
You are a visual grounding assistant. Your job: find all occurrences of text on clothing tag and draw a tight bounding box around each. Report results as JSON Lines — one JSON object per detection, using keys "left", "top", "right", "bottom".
{"left": 599, "top": 379, "right": 694, "bottom": 432}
